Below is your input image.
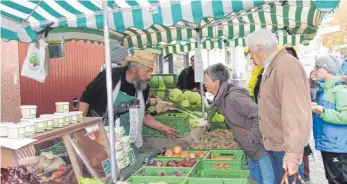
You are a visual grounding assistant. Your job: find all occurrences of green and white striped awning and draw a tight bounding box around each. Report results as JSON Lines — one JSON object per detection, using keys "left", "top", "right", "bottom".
{"left": 159, "top": 31, "right": 307, "bottom": 55}
{"left": 1, "top": 0, "right": 270, "bottom": 42}
{"left": 0, "top": 0, "right": 340, "bottom": 55}
{"left": 123, "top": 1, "right": 328, "bottom": 49}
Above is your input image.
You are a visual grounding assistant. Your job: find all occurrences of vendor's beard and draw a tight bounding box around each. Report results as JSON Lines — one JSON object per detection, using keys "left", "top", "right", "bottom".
{"left": 132, "top": 76, "right": 148, "bottom": 91}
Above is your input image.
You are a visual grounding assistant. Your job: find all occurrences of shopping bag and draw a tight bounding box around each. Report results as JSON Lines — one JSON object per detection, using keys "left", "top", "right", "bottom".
{"left": 21, "top": 39, "right": 48, "bottom": 83}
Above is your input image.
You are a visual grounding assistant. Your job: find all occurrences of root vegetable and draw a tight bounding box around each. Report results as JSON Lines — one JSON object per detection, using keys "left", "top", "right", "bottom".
{"left": 172, "top": 146, "right": 182, "bottom": 154}
{"left": 164, "top": 150, "right": 173, "bottom": 157}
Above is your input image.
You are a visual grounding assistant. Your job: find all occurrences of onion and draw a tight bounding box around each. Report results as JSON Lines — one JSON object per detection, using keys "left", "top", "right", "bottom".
{"left": 172, "top": 146, "right": 182, "bottom": 154}
{"left": 188, "top": 153, "right": 196, "bottom": 158}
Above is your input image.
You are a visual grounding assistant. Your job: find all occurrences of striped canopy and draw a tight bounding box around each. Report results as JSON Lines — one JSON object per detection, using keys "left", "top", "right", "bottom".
{"left": 0, "top": 0, "right": 340, "bottom": 55}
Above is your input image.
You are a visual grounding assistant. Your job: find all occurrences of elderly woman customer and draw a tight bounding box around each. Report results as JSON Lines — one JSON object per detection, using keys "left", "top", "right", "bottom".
{"left": 205, "top": 63, "right": 274, "bottom": 184}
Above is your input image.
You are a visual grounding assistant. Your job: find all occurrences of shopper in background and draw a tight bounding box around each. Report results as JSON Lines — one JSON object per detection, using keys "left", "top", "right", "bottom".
{"left": 205, "top": 63, "right": 274, "bottom": 184}
{"left": 246, "top": 29, "right": 311, "bottom": 183}
{"left": 311, "top": 55, "right": 347, "bottom": 184}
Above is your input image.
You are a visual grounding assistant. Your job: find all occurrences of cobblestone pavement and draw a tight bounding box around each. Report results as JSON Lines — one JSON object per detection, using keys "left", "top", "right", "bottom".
{"left": 308, "top": 138, "right": 328, "bottom": 184}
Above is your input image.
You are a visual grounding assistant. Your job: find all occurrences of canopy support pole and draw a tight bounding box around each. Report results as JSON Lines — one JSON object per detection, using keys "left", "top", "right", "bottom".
{"left": 196, "top": 29, "right": 205, "bottom": 118}
{"left": 102, "top": 1, "right": 118, "bottom": 183}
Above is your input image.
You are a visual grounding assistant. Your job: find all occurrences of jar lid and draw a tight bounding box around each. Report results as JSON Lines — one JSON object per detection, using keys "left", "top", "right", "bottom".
{"left": 24, "top": 122, "right": 35, "bottom": 126}
{"left": 36, "top": 118, "right": 47, "bottom": 122}
{"left": 40, "top": 114, "right": 54, "bottom": 118}
{"left": 20, "top": 105, "right": 37, "bottom": 108}
{"left": 54, "top": 112, "right": 70, "bottom": 117}
{"left": 20, "top": 118, "right": 33, "bottom": 122}
{"left": 17, "top": 123, "right": 26, "bottom": 128}
{"left": 7, "top": 124, "right": 20, "bottom": 128}
{"left": 55, "top": 102, "right": 69, "bottom": 105}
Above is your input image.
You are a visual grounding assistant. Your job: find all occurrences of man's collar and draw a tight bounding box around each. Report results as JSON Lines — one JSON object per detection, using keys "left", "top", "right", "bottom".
{"left": 263, "top": 50, "right": 279, "bottom": 67}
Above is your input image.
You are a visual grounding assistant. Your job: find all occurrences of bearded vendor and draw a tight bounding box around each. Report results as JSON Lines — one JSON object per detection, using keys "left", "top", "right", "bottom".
{"left": 79, "top": 48, "right": 179, "bottom": 149}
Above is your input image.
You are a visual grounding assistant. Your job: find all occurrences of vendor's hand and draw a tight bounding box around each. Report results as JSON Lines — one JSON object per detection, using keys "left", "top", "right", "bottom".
{"left": 283, "top": 161, "right": 300, "bottom": 176}
{"left": 159, "top": 125, "right": 179, "bottom": 138}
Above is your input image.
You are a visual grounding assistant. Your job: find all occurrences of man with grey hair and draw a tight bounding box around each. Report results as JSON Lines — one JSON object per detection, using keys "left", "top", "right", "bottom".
{"left": 246, "top": 29, "right": 312, "bottom": 183}
{"left": 80, "top": 50, "right": 179, "bottom": 148}
{"left": 311, "top": 55, "right": 347, "bottom": 184}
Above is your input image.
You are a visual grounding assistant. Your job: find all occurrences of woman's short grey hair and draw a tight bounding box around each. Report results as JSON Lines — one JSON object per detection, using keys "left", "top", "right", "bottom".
{"left": 205, "top": 63, "right": 230, "bottom": 84}
{"left": 246, "top": 29, "right": 278, "bottom": 52}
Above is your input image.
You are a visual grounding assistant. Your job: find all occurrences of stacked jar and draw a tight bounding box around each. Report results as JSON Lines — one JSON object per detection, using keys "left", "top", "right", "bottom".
{"left": 55, "top": 102, "right": 83, "bottom": 126}
{"left": 19, "top": 105, "right": 44, "bottom": 138}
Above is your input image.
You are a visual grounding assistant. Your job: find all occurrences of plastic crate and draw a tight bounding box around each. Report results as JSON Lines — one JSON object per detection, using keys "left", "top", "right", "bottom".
{"left": 209, "top": 122, "right": 228, "bottom": 130}
{"left": 149, "top": 74, "right": 178, "bottom": 88}
{"left": 194, "top": 160, "right": 244, "bottom": 171}
{"left": 143, "top": 113, "right": 190, "bottom": 137}
{"left": 149, "top": 89, "right": 170, "bottom": 100}
{"left": 39, "top": 141, "right": 67, "bottom": 156}
{"left": 159, "top": 150, "right": 209, "bottom": 160}
{"left": 206, "top": 150, "right": 244, "bottom": 161}
{"left": 134, "top": 166, "right": 193, "bottom": 177}
{"left": 183, "top": 178, "right": 248, "bottom": 184}
{"left": 127, "top": 176, "right": 186, "bottom": 184}
{"left": 189, "top": 164, "right": 249, "bottom": 179}
{"left": 147, "top": 158, "right": 197, "bottom": 168}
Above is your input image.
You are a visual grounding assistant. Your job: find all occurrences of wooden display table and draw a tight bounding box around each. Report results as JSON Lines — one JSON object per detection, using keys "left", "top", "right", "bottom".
{"left": 1, "top": 117, "right": 111, "bottom": 182}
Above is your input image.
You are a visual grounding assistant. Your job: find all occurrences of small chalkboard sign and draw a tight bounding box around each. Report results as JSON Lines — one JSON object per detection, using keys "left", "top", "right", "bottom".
{"left": 101, "top": 158, "right": 112, "bottom": 176}
{"left": 48, "top": 43, "right": 65, "bottom": 58}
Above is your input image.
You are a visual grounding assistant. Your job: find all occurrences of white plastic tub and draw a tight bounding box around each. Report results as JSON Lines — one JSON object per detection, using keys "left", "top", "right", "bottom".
{"left": 7, "top": 124, "right": 20, "bottom": 139}
{"left": 20, "top": 105, "right": 37, "bottom": 118}
{"left": 54, "top": 113, "right": 70, "bottom": 126}
{"left": 55, "top": 102, "right": 69, "bottom": 113}
{"left": 21, "top": 122, "right": 35, "bottom": 137}
{"left": 53, "top": 115, "right": 65, "bottom": 128}
{"left": 73, "top": 111, "right": 83, "bottom": 123}
{"left": 0, "top": 122, "right": 15, "bottom": 137}
{"left": 36, "top": 119, "right": 47, "bottom": 132}
{"left": 68, "top": 112, "right": 78, "bottom": 124}
{"left": 17, "top": 124, "right": 26, "bottom": 138}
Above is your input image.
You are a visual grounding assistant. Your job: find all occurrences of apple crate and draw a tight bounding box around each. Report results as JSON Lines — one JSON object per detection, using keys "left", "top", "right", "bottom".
{"left": 127, "top": 176, "right": 186, "bottom": 184}
{"left": 189, "top": 163, "right": 249, "bottom": 179}
{"left": 193, "top": 160, "right": 244, "bottom": 171}
{"left": 143, "top": 113, "right": 190, "bottom": 138}
{"left": 159, "top": 150, "right": 210, "bottom": 161}
{"left": 133, "top": 166, "right": 193, "bottom": 177}
{"left": 147, "top": 158, "right": 197, "bottom": 168}
{"left": 183, "top": 178, "right": 249, "bottom": 184}
{"left": 149, "top": 74, "right": 178, "bottom": 88}
{"left": 205, "top": 150, "right": 246, "bottom": 165}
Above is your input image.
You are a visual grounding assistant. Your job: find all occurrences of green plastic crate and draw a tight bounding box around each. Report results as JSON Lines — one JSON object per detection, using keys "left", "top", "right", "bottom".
{"left": 183, "top": 178, "right": 248, "bottom": 184}
{"left": 148, "top": 158, "right": 197, "bottom": 168}
{"left": 194, "top": 160, "right": 244, "bottom": 171}
{"left": 127, "top": 176, "right": 186, "bottom": 184}
{"left": 149, "top": 89, "right": 170, "bottom": 100}
{"left": 134, "top": 166, "right": 193, "bottom": 177}
{"left": 159, "top": 150, "right": 209, "bottom": 160}
{"left": 209, "top": 122, "right": 228, "bottom": 130}
{"left": 189, "top": 165, "right": 249, "bottom": 179}
{"left": 149, "top": 74, "right": 178, "bottom": 88}
{"left": 206, "top": 150, "right": 246, "bottom": 164}
{"left": 143, "top": 113, "right": 190, "bottom": 137}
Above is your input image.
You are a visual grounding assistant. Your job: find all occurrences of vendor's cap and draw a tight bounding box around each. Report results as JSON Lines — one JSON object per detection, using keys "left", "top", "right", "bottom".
{"left": 119, "top": 50, "right": 158, "bottom": 70}
{"left": 110, "top": 44, "right": 129, "bottom": 63}
{"left": 316, "top": 55, "right": 340, "bottom": 75}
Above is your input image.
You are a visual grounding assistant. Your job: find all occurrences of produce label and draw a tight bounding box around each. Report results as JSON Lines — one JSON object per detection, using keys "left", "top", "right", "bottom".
{"left": 101, "top": 159, "right": 112, "bottom": 176}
